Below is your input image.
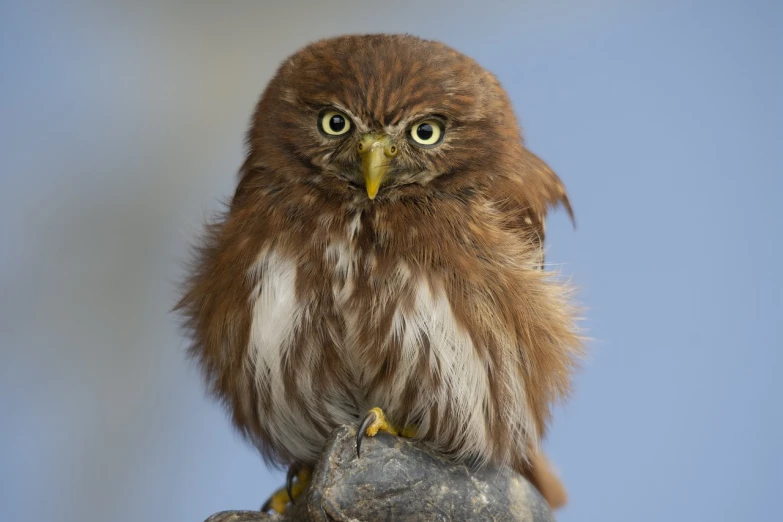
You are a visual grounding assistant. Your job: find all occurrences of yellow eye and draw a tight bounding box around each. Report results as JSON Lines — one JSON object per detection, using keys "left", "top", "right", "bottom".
{"left": 409, "top": 119, "right": 444, "bottom": 147}
{"left": 319, "top": 110, "right": 351, "bottom": 136}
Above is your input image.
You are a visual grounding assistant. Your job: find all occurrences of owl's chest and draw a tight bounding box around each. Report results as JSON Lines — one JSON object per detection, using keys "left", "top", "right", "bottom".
{"left": 247, "top": 207, "right": 500, "bottom": 435}
{"left": 251, "top": 206, "right": 477, "bottom": 377}
{"left": 319, "top": 210, "right": 402, "bottom": 340}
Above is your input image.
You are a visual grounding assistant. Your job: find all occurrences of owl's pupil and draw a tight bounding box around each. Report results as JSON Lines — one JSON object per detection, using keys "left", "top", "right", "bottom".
{"left": 329, "top": 115, "right": 345, "bottom": 132}
{"left": 417, "top": 123, "right": 434, "bottom": 140}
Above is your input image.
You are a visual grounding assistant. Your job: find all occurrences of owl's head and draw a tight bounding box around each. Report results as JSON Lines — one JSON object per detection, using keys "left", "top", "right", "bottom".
{"left": 245, "top": 34, "right": 525, "bottom": 201}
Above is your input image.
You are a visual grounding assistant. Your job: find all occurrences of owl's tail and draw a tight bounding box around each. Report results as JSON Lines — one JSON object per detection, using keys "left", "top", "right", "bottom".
{"left": 522, "top": 450, "right": 569, "bottom": 510}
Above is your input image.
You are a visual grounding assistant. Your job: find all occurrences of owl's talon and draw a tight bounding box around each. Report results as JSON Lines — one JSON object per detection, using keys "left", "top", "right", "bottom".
{"left": 356, "top": 409, "right": 379, "bottom": 457}
{"left": 286, "top": 465, "right": 298, "bottom": 506}
{"left": 261, "top": 465, "right": 311, "bottom": 514}
{"left": 260, "top": 487, "right": 289, "bottom": 514}
{"left": 356, "top": 406, "right": 412, "bottom": 457}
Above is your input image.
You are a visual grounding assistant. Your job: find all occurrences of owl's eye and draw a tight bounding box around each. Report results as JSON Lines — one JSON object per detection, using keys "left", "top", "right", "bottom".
{"left": 409, "top": 119, "right": 444, "bottom": 147}
{"left": 319, "top": 110, "right": 352, "bottom": 137}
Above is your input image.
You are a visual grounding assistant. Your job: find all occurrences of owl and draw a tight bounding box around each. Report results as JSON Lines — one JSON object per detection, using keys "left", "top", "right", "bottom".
{"left": 177, "top": 34, "right": 582, "bottom": 513}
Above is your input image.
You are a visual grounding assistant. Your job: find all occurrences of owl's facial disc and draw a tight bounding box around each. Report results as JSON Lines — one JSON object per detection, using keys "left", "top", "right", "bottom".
{"left": 358, "top": 134, "right": 398, "bottom": 200}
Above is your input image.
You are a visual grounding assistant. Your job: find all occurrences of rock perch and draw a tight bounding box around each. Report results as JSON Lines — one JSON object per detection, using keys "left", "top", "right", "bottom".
{"left": 204, "top": 425, "right": 554, "bottom": 522}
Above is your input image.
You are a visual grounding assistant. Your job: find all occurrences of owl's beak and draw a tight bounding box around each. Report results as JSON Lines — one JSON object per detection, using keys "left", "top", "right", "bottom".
{"left": 358, "top": 134, "right": 398, "bottom": 200}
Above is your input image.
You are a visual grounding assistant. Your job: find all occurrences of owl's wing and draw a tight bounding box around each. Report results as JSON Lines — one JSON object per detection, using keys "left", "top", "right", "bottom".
{"left": 503, "top": 148, "right": 574, "bottom": 269}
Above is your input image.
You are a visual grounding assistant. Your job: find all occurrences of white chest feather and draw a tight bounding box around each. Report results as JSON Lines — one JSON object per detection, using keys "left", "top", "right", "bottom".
{"left": 246, "top": 250, "right": 326, "bottom": 460}
{"left": 245, "top": 218, "right": 527, "bottom": 464}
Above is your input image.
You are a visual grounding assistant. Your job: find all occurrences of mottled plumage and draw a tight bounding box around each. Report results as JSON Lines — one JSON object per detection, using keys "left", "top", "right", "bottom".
{"left": 177, "top": 34, "right": 582, "bottom": 508}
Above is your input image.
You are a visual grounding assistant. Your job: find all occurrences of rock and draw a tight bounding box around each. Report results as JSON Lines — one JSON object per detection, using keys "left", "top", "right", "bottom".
{"left": 205, "top": 513, "right": 282, "bottom": 522}
{"left": 205, "top": 425, "right": 554, "bottom": 522}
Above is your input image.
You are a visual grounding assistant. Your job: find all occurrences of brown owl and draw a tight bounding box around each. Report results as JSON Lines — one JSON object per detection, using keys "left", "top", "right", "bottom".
{"left": 177, "top": 34, "right": 582, "bottom": 513}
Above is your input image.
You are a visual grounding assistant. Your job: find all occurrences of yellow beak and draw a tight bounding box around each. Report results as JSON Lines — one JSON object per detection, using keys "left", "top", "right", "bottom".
{"left": 358, "top": 134, "right": 398, "bottom": 200}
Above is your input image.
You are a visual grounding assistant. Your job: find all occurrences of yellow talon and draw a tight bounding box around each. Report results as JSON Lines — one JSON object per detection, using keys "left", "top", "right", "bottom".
{"left": 356, "top": 407, "right": 417, "bottom": 457}
{"left": 289, "top": 468, "right": 311, "bottom": 500}
{"left": 261, "top": 466, "right": 311, "bottom": 514}
{"left": 261, "top": 487, "right": 290, "bottom": 514}
{"left": 364, "top": 407, "right": 396, "bottom": 437}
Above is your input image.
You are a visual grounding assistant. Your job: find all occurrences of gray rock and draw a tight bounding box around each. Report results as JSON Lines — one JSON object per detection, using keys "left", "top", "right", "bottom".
{"left": 205, "top": 425, "right": 554, "bottom": 522}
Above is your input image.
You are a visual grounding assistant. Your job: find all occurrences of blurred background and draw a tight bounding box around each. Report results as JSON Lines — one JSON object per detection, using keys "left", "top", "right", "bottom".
{"left": 1, "top": 1, "right": 780, "bottom": 521}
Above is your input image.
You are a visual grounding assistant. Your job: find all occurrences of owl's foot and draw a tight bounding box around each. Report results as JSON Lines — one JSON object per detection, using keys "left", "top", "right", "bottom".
{"left": 260, "top": 486, "right": 289, "bottom": 515}
{"left": 356, "top": 407, "right": 417, "bottom": 457}
{"left": 260, "top": 465, "right": 311, "bottom": 514}
{"left": 286, "top": 464, "right": 311, "bottom": 506}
